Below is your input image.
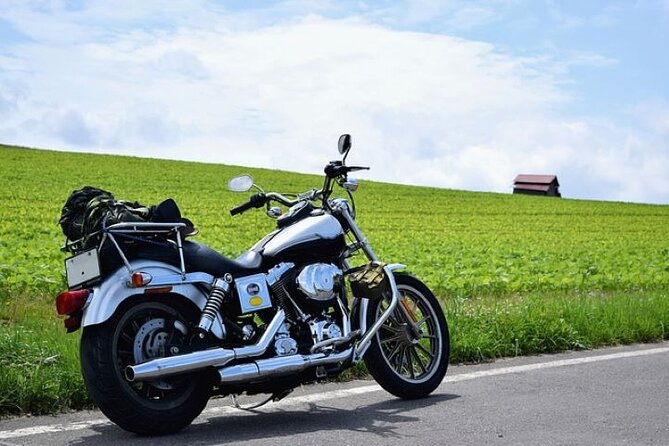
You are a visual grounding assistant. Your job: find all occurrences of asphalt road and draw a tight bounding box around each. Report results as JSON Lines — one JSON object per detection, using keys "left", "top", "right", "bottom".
{"left": 1, "top": 342, "right": 667, "bottom": 445}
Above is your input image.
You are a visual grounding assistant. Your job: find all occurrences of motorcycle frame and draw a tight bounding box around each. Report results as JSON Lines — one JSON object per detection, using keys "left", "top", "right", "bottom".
{"left": 79, "top": 196, "right": 412, "bottom": 379}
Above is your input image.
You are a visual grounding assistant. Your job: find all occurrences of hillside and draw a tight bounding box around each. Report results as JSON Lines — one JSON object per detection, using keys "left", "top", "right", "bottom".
{"left": 1, "top": 143, "right": 667, "bottom": 299}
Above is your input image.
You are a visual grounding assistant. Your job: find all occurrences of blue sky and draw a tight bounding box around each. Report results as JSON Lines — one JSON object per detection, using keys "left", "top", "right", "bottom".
{"left": 1, "top": 1, "right": 667, "bottom": 203}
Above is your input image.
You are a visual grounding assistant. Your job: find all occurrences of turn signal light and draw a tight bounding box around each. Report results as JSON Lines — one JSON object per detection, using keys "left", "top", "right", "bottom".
{"left": 131, "top": 272, "right": 153, "bottom": 287}
{"left": 56, "top": 289, "right": 91, "bottom": 315}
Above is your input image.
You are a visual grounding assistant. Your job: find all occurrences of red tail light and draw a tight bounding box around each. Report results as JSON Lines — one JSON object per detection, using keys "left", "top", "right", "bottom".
{"left": 64, "top": 314, "right": 81, "bottom": 332}
{"left": 56, "top": 289, "right": 91, "bottom": 315}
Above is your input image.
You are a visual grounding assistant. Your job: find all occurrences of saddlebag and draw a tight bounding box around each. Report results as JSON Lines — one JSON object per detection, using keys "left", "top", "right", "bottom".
{"left": 348, "top": 262, "right": 390, "bottom": 300}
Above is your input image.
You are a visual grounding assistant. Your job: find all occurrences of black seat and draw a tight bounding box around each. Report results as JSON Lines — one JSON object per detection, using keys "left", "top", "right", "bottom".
{"left": 182, "top": 242, "right": 262, "bottom": 276}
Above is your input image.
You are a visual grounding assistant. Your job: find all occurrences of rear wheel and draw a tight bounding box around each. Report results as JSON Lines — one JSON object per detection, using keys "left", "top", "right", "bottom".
{"left": 80, "top": 299, "right": 212, "bottom": 435}
{"left": 364, "top": 273, "right": 449, "bottom": 399}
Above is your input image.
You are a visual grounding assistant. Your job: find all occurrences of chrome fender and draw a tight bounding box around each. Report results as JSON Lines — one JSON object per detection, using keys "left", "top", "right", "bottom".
{"left": 81, "top": 260, "right": 226, "bottom": 339}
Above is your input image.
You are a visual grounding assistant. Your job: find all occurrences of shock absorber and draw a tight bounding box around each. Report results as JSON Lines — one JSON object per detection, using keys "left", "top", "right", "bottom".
{"left": 198, "top": 274, "right": 233, "bottom": 336}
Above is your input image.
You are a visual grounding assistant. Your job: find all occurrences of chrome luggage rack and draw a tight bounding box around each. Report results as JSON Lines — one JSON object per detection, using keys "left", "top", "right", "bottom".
{"left": 103, "top": 221, "right": 188, "bottom": 276}
{"left": 64, "top": 221, "right": 189, "bottom": 277}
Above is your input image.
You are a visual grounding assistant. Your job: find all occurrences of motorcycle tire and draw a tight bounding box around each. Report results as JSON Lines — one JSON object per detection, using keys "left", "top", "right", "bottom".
{"left": 80, "top": 298, "right": 212, "bottom": 435}
{"left": 364, "top": 273, "right": 450, "bottom": 399}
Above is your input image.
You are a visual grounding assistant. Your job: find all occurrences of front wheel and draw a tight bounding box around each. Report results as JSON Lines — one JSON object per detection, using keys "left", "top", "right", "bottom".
{"left": 364, "top": 273, "right": 450, "bottom": 399}
{"left": 80, "top": 299, "right": 212, "bottom": 435}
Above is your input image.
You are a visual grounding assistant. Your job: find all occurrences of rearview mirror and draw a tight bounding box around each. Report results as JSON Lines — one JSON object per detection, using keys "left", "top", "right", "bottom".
{"left": 338, "top": 134, "right": 352, "bottom": 155}
{"left": 228, "top": 175, "right": 254, "bottom": 192}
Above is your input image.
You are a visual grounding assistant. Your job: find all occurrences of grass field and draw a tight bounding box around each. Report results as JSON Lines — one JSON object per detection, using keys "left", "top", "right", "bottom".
{"left": 1, "top": 143, "right": 668, "bottom": 416}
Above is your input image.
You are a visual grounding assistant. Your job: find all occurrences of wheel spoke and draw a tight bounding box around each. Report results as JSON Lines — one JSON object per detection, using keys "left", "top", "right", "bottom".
{"left": 397, "top": 346, "right": 409, "bottom": 374}
{"left": 120, "top": 331, "right": 134, "bottom": 345}
{"left": 386, "top": 343, "right": 402, "bottom": 364}
{"left": 380, "top": 334, "right": 403, "bottom": 345}
{"left": 411, "top": 347, "right": 427, "bottom": 374}
{"left": 407, "top": 348, "right": 416, "bottom": 379}
{"left": 380, "top": 324, "right": 401, "bottom": 334}
{"left": 416, "top": 343, "right": 435, "bottom": 359}
{"left": 416, "top": 315, "right": 432, "bottom": 327}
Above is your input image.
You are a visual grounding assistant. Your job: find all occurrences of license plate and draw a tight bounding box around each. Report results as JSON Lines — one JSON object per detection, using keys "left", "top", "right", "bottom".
{"left": 65, "top": 249, "right": 101, "bottom": 288}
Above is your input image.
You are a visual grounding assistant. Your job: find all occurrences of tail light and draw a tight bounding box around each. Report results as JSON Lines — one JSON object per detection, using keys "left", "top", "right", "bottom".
{"left": 56, "top": 289, "right": 91, "bottom": 315}
{"left": 64, "top": 314, "right": 81, "bottom": 332}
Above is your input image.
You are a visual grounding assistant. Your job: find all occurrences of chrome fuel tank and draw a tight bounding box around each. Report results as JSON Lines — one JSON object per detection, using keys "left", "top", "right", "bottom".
{"left": 261, "top": 213, "right": 345, "bottom": 259}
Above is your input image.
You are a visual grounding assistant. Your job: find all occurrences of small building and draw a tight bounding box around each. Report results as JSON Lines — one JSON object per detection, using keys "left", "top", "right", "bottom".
{"left": 513, "top": 174, "right": 561, "bottom": 197}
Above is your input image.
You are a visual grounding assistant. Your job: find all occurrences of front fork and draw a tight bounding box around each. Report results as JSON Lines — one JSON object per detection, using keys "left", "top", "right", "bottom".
{"left": 337, "top": 207, "right": 420, "bottom": 361}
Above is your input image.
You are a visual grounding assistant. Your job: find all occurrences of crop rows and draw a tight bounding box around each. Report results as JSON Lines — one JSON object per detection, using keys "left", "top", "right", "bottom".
{"left": 1, "top": 144, "right": 668, "bottom": 301}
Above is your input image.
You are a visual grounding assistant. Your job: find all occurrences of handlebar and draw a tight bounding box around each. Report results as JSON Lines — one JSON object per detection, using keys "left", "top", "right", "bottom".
{"left": 230, "top": 193, "right": 267, "bottom": 216}
{"left": 230, "top": 162, "right": 369, "bottom": 216}
{"left": 324, "top": 162, "right": 369, "bottom": 178}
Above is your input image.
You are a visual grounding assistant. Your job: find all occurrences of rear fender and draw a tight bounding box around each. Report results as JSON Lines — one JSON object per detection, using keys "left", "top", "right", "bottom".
{"left": 81, "top": 260, "right": 226, "bottom": 339}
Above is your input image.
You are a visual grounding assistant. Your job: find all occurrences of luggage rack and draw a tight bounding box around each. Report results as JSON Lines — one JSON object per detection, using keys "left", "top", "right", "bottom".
{"left": 101, "top": 221, "right": 189, "bottom": 277}
{"left": 63, "top": 221, "right": 189, "bottom": 278}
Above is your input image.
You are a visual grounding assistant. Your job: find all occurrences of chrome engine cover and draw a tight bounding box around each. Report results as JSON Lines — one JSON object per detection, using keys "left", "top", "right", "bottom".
{"left": 274, "top": 322, "right": 298, "bottom": 356}
{"left": 296, "top": 263, "right": 343, "bottom": 301}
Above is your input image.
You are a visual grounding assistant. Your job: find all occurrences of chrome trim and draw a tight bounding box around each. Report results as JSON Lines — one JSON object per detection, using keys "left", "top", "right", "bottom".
{"left": 126, "top": 348, "right": 236, "bottom": 382}
{"left": 106, "top": 232, "right": 132, "bottom": 272}
{"left": 144, "top": 272, "right": 214, "bottom": 288}
{"left": 266, "top": 262, "right": 295, "bottom": 286}
{"left": 125, "top": 309, "right": 286, "bottom": 381}
{"left": 106, "top": 222, "right": 187, "bottom": 230}
{"left": 354, "top": 263, "right": 405, "bottom": 361}
{"left": 310, "top": 329, "right": 361, "bottom": 354}
{"left": 262, "top": 214, "right": 344, "bottom": 257}
{"left": 339, "top": 207, "right": 378, "bottom": 261}
{"left": 218, "top": 348, "right": 353, "bottom": 384}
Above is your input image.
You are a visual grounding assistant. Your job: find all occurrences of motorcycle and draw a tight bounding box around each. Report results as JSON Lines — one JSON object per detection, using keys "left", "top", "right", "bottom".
{"left": 56, "top": 134, "right": 450, "bottom": 435}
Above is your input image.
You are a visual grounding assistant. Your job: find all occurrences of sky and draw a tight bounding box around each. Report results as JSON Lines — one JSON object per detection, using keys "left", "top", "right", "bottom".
{"left": 1, "top": 1, "right": 668, "bottom": 204}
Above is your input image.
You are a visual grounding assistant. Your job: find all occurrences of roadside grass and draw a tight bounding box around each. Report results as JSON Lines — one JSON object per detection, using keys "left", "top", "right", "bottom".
{"left": 2, "top": 288, "right": 667, "bottom": 416}
{"left": 0, "top": 293, "right": 89, "bottom": 416}
{"left": 447, "top": 288, "right": 669, "bottom": 363}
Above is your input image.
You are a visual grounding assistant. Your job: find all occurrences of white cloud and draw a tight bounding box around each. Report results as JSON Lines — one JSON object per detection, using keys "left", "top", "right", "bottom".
{"left": 0, "top": 2, "right": 667, "bottom": 204}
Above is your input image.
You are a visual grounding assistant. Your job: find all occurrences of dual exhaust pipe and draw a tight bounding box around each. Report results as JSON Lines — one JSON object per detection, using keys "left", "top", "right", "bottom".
{"left": 124, "top": 308, "right": 353, "bottom": 385}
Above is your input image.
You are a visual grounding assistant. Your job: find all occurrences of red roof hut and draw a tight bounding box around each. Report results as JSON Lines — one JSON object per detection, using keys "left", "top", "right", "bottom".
{"left": 513, "top": 174, "right": 561, "bottom": 197}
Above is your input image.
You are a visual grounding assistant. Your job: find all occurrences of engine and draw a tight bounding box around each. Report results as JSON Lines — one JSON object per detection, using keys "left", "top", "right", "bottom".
{"left": 296, "top": 263, "right": 343, "bottom": 302}
{"left": 265, "top": 262, "right": 345, "bottom": 356}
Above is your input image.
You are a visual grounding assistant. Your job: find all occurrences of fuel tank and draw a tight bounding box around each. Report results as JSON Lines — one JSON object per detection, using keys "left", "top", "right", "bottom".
{"left": 254, "top": 213, "right": 345, "bottom": 263}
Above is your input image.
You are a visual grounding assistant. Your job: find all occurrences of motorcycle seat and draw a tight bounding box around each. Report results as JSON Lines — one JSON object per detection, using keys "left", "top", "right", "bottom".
{"left": 181, "top": 242, "right": 262, "bottom": 276}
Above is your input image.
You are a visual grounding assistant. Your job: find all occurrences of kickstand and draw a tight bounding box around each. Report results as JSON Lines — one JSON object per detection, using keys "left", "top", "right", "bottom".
{"left": 230, "top": 388, "right": 293, "bottom": 411}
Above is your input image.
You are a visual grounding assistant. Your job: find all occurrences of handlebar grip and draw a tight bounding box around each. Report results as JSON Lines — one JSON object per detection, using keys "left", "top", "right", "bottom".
{"left": 230, "top": 200, "right": 256, "bottom": 216}
{"left": 230, "top": 193, "right": 267, "bottom": 216}
{"left": 347, "top": 166, "right": 370, "bottom": 172}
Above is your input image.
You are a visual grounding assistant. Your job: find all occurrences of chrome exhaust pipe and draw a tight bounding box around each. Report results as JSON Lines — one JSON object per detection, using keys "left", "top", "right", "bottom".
{"left": 125, "top": 309, "right": 286, "bottom": 382}
{"left": 218, "top": 348, "right": 353, "bottom": 384}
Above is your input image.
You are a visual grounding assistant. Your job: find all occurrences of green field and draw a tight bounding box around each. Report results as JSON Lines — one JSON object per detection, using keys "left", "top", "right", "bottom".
{"left": 1, "top": 143, "right": 668, "bottom": 415}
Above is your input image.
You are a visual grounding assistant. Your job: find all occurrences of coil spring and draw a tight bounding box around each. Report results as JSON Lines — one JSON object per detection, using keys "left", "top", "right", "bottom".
{"left": 198, "top": 278, "right": 231, "bottom": 332}
{"left": 202, "top": 287, "right": 226, "bottom": 321}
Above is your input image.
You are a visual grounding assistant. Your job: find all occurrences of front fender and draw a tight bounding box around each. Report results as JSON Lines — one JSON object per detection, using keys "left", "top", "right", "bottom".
{"left": 81, "top": 260, "right": 226, "bottom": 339}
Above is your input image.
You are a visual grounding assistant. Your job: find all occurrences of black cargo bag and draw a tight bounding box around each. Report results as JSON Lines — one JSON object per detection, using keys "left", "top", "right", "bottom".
{"left": 59, "top": 186, "right": 152, "bottom": 253}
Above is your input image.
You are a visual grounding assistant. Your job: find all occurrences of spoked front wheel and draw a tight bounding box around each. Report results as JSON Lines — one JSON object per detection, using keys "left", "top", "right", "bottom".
{"left": 364, "top": 273, "right": 450, "bottom": 399}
